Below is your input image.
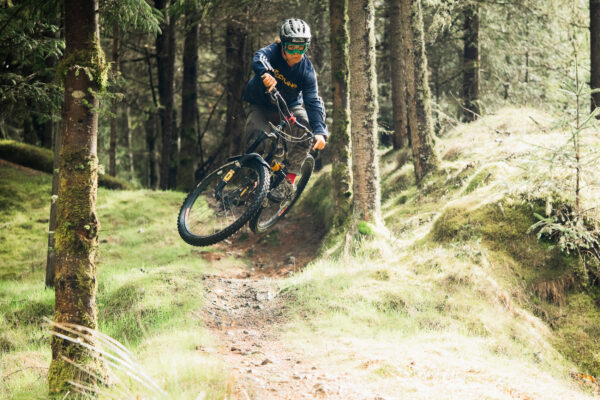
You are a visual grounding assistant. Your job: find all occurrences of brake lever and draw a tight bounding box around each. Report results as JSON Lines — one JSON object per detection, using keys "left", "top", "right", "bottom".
{"left": 267, "top": 89, "right": 278, "bottom": 105}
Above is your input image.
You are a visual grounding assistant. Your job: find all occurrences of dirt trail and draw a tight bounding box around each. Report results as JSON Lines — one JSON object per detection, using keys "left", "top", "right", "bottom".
{"left": 198, "top": 213, "right": 374, "bottom": 399}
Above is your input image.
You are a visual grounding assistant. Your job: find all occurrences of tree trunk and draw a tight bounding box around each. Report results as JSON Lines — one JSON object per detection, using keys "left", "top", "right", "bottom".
{"left": 109, "top": 22, "right": 119, "bottom": 177}
{"left": 46, "top": 118, "right": 61, "bottom": 288}
{"left": 348, "top": 0, "right": 381, "bottom": 223}
{"left": 591, "top": 0, "right": 600, "bottom": 111}
{"left": 48, "top": 0, "right": 103, "bottom": 395}
{"left": 177, "top": 11, "right": 200, "bottom": 191}
{"left": 401, "top": 0, "right": 438, "bottom": 183}
{"left": 156, "top": 0, "right": 176, "bottom": 189}
{"left": 145, "top": 111, "right": 158, "bottom": 188}
{"left": 389, "top": 0, "right": 409, "bottom": 149}
{"left": 462, "top": 3, "right": 480, "bottom": 121}
{"left": 223, "top": 19, "right": 247, "bottom": 158}
{"left": 125, "top": 106, "right": 135, "bottom": 181}
{"left": 329, "top": 0, "right": 352, "bottom": 227}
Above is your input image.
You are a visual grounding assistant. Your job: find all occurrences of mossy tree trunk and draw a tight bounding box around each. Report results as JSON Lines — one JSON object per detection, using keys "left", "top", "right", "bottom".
{"left": 156, "top": 0, "right": 177, "bottom": 189}
{"left": 109, "top": 22, "right": 119, "bottom": 177}
{"left": 222, "top": 19, "right": 247, "bottom": 158}
{"left": 591, "top": 0, "right": 600, "bottom": 112}
{"left": 348, "top": 0, "right": 381, "bottom": 223}
{"left": 329, "top": 0, "right": 352, "bottom": 227}
{"left": 177, "top": 8, "right": 200, "bottom": 191}
{"left": 389, "top": 0, "right": 409, "bottom": 149}
{"left": 462, "top": 3, "right": 480, "bottom": 121}
{"left": 48, "top": 0, "right": 104, "bottom": 395}
{"left": 401, "top": 0, "right": 438, "bottom": 183}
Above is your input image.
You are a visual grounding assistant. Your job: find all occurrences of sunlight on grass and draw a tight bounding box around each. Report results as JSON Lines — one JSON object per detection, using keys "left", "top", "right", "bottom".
{"left": 279, "top": 107, "right": 600, "bottom": 398}
{"left": 0, "top": 168, "right": 229, "bottom": 399}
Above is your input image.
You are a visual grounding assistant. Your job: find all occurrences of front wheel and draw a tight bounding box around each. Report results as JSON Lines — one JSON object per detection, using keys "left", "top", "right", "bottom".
{"left": 177, "top": 158, "right": 269, "bottom": 246}
{"left": 249, "top": 155, "right": 314, "bottom": 233}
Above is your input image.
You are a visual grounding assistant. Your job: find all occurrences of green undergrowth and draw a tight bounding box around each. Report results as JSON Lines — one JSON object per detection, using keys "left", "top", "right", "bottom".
{"left": 280, "top": 108, "right": 600, "bottom": 398}
{"left": 0, "top": 164, "right": 228, "bottom": 399}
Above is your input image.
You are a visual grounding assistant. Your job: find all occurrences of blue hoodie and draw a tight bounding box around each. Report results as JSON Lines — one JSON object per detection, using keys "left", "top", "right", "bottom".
{"left": 242, "top": 42, "right": 328, "bottom": 137}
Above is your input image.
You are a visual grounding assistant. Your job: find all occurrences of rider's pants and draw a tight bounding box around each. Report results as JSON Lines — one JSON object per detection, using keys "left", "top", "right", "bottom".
{"left": 244, "top": 104, "right": 312, "bottom": 175}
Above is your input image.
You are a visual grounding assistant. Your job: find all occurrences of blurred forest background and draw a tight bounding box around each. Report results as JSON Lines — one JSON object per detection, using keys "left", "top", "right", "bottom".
{"left": 1, "top": 0, "right": 592, "bottom": 190}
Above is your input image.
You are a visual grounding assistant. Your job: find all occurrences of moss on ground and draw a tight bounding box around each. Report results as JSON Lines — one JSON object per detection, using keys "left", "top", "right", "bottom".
{"left": 431, "top": 198, "right": 578, "bottom": 282}
{"left": 429, "top": 196, "right": 600, "bottom": 376}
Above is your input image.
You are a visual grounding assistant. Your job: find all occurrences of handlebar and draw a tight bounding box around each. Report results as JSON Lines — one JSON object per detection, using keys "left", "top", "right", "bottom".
{"left": 267, "top": 89, "right": 313, "bottom": 137}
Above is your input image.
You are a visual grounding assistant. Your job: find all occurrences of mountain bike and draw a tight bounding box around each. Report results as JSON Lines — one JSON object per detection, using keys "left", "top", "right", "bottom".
{"left": 177, "top": 89, "right": 316, "bottom": 247}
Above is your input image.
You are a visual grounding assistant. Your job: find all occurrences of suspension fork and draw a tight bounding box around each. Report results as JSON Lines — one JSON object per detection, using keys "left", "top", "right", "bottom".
{"left": 215, "top": 161, "right": 241, "bottom": 201}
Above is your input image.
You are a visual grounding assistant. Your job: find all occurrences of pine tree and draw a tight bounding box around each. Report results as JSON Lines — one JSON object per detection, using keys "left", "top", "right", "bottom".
{"left": 48, "top": 0, "right": 105, "bottom": 394}
{"left": 223, "top": 18, "right": 248, "bottom": 158}
{"left": 401, "top": 0, "right": 438, "bottom": 183}
{"left": 348, "top": 0, "right": 381, "bottom": 223}
{"left": 177, "top": 5, "right": 200, "bottom": 191}
{"left": 591, "top": 0, "right": 600, "bottom": 111}
{"left": 463, "top": 2, "right": 480, "bottom": 121}
{"left": 389, "top": 0, "right": 409, "bottom": 149}
{"left": 109, "top": 22, "right": 120, "bottom": 177}
{"left": 156, "top": 0, "right": 177, "bottom": 189}
{"left": 329, "top": 0, "right": 353, "bottom": 227}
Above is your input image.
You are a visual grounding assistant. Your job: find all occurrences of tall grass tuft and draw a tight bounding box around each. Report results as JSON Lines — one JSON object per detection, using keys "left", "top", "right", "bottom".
{"left": 47, "top": 319, "right": 189, "bottom": 400}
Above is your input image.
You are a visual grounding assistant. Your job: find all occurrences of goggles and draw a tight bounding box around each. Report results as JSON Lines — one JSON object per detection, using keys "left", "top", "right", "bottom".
{"left": 284, "top": 42, "right": 307, "bottom": 55}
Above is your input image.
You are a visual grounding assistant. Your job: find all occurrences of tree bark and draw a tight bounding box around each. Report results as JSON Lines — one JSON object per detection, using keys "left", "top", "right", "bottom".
{"left": 329, "top": 0, "right": 352, "bottom": 227}
{"left": 462, "top": 3, "right": 480, "bottom": 121}
{"left": 125, "top": 105, "right": 135, "bottom": 181}
{"left": 109, "top": 22, "right": 119, "bottom": 177}
{"left": 46, "top": 117, "right": 61, "bottom": 288}
{"left": 156, "top": 0, "right": 176, "bottom": 189}
{"left": 389, "top": 0, "right": 409, "bottom": 149}
{"left": 222, "top": 19, "right": 247, "bottom": 158}
{"left": 591, "top": 0, "right": 600, "bottom": 111}
{"left": 401, "top": 0, "right": 438, "bottom": 183}
{"left": 177, "top": 11, "right": 200, "bottom": 191}
{"left": 348, "top": 0, "right": 381, "bottom": 223}
{"left": 145, "top": 111, "right": 158, "bottom": 188}
{"left": 48, "top": 0, "right": 103, "bottom": 395}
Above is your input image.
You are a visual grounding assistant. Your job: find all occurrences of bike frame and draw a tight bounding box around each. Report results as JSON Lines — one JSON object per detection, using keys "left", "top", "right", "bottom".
{"left": 226, "top": 90, "right": 314, "bottom": 187}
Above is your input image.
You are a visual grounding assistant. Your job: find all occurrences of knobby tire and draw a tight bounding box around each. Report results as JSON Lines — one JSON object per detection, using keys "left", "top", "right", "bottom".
{"left": 177, "top": 159, "right": 270, "bottom": 246}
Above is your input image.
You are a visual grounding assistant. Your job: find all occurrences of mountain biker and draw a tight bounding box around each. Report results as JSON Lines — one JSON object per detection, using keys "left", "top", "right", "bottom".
{"left": 242, "top": 18, "right": 328, "bottom": 200}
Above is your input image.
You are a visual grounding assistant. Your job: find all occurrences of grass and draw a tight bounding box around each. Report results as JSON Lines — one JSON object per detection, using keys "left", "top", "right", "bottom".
{"left": 279, "top": 107, "right": 600, "bottom": 398}
{"left": 3, "top": 105, "right": 600, "bottom": 398}
{"left": 0, "top": 164, "right": 228, "bottom": 399}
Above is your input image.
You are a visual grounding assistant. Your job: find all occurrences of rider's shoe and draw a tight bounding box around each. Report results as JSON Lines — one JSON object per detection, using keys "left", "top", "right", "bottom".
{"left": 269, "top": 178, "right": 296, "bottom": 203}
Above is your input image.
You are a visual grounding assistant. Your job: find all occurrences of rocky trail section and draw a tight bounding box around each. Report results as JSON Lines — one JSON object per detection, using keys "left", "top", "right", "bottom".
{"left": 200, "top": 276, "right": 372, "bottom": 399}
{"left": 196, "top": 214, "right": 380, "bottom": 399}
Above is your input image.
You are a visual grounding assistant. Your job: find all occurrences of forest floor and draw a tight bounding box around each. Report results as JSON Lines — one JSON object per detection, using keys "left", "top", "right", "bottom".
{"left": 4, "top": 107, "right": 600, "bottom": 399}
{"left": 197, "top": 214, "right": 372, "bottom": 399}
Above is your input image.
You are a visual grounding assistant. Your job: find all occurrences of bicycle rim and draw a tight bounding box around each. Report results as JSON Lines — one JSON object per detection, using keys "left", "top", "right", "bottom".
{"left": 178, "top": 159, "right": 268, "bottom": 246}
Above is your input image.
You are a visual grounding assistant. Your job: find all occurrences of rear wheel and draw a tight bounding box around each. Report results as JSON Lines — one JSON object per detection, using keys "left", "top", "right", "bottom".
{"left": 177, "top": 158, "right": 269, "bottom": 246}
{"left": 249, "top": 155, "right": 314, "bottom": 233}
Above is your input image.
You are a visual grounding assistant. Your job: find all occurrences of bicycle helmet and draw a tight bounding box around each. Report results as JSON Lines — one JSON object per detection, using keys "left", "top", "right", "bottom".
{"left": 279, "top": 19, "right": 311, "bottom": 46}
